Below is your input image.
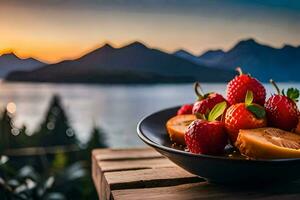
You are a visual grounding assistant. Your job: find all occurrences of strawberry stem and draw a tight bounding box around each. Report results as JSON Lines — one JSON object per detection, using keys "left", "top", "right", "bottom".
{"left": 194, "top": 82, "right": 204, "bottom": 100}
{"left": 236, "top": 67, "right": 243, "bottom": 75}
{"left": 270, "top": 79, "right": 281, "bottom": 95}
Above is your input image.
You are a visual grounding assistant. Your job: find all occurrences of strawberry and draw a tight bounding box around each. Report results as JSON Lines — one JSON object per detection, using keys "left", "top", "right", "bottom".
{"left": 226, "top": 67, "right": 266, "bottom": 106}
{"left": 177, "top": 104, "right": 193, "bottom": 115}
{"left": 185, "top": 101, "right": 228, "bottom": 155}
{"left": 225, "top": 90, "right": 267, "bottom": 143}
{"left": 192, "top": 82, "right": 227, "bottom": 118}
{"left": 265, "top": 80, "right": 299, "bottom": 131}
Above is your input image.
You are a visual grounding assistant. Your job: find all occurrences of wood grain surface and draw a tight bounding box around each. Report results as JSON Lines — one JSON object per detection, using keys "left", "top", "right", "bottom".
{"left": 92, "top": 148, "right": 300, "bottom": 200}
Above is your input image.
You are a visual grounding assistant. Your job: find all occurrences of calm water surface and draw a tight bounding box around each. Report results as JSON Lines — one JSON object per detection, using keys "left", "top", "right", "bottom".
{"left": 0, "top": 81, "right": 298, "bottom": 147}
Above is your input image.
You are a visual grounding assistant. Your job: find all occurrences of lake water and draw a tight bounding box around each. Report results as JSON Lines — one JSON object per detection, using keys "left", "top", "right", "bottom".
{"left": 0, "top": 81, "right": 298, "bottom": 147}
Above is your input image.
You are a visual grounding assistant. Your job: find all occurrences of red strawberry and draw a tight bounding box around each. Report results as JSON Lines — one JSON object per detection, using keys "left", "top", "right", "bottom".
{"left": 226, "top": 67, "right": 266, "bottom": 106}
{"left": 265, "top": 80, "right": 299, "bottom": 131}
{"left": 177, "top": 104, "right": 193, "bottom": 115}
{"left": 225, "top": 90, "right": 267, "bottom": 143}
{"left": 185, "top": 102, "right": 228, "bottom": 155}
{"left": 192, "top": 82, "right": 227, "bottom": 118}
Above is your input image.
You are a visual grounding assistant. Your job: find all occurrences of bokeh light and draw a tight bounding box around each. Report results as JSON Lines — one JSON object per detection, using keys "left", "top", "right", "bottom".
{"left": 7, "top": 102, "right": 17, "bottom": 114}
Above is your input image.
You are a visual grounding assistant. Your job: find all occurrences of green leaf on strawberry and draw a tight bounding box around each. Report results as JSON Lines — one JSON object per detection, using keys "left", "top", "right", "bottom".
{"left": 245, "top": 90, "right": 254, "bottom": 105}
{"left": 246, "top": 104, "right": 266, "bottom": 119}
{"left": 245, "top": 90, "right": 266, "bottom": 119}
{"left": 207, "top": 101, "right": 227, "bottom": 121}
{"left": 286, "top": 88, "right": 299, "bottom": 102}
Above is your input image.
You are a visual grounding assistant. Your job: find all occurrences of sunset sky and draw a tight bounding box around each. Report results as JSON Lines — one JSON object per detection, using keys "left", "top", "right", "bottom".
{"left": 1, "top": 0, "right": 299, "bottom": 63}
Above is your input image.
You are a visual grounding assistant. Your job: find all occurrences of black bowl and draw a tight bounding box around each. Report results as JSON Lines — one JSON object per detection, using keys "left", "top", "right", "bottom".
{"left": 137, "top": 106, "right": 300, "bottom": 183}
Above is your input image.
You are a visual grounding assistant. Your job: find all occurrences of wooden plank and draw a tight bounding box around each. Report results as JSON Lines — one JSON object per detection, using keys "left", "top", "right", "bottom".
{"left": 112, "top": 181, "right": 300, "bottom": 200}
{"left": 92, "top": 148, "right": 186, "bottom": 199}
{"left": 101, "top": 167, "right": 200, "bottom": 200}
{"left": 98, "top": 156, "right": 201, "bottom": 200}
{"left": 105, "top": 167, "right": 200, "bottom": 189}
{"left": 98, "top": 157, "right": 176, "bottom": 172}
{"left": 93, "top": 148, "right": 300, "bottom": 200}
{"left": 92, "top": 147, "right": 165, "bottom": 197}
{"left": 92, "top": 153, "right": 102, "bottom": 197}
{"left": 92, "top": 148, "right": 163, "bottom": 161}
{"left": 104, "top": 167, "right": 200, "bottom": 198}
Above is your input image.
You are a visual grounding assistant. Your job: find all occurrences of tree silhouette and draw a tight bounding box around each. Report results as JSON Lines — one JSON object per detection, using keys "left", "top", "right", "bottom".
{"left": 86, "top": 126, "right": 108, "bottom": 151}
{"left": 35, "top": 95, "right": 78, "bottom": 147}
{"left": 15, "top": 125, "right": 38, "bottom": 148}
{"left": 0, "top": 109, "right": 19, "bottom": 151}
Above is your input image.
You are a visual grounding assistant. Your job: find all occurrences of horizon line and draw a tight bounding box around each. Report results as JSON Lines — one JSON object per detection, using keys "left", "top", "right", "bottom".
{"left": 1, "top": 38, "right": 299, "bottom": 64}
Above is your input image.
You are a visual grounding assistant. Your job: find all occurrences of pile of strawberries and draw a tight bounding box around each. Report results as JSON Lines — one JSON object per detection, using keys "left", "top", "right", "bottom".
{"left": 178, "top": 68, "right": 300, "bottom": 155}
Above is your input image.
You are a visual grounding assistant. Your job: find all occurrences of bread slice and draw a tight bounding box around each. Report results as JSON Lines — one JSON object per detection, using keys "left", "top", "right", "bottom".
{"left": 236, "top": 127, "right": 300, "bottom": 159}
{"left": 166, "top": 114, "right": 196, "bottom": 146}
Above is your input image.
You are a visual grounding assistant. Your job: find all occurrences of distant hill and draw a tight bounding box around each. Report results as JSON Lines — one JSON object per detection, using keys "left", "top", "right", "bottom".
{"left": 174, "top": 49, "right": 226, "bottom": 66}
{"left": 197, "top": 49, "right": 225, "bottom": 65}
{"left": 0, "top": 53, "right": 45, "bottom": 77}
{"left": 173, "top": 39, "right": 300, "bottom": 82}
{"left": 5, "top": 42, "right": 235, "bottom": 84}
{"left": 173, "top": 49, "right": 204, "bottom": 65}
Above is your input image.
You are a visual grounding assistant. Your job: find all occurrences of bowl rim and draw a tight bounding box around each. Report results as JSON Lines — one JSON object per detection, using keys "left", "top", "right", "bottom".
{"left": 137, "top": 106, "right": 300, "bottom": 163}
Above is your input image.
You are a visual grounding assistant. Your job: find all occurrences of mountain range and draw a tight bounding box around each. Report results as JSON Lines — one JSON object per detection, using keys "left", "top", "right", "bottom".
{"left": 0, "top": 53, "right": 44, "bottom": 77}
{"left": 5, "top": 42, "right": 234, "bottom": 83}
{"left": 4, "top": 38, "right": 300, "bottom": 83}
{"left": 174, "top": 39, "right": 300, "bottom": 82}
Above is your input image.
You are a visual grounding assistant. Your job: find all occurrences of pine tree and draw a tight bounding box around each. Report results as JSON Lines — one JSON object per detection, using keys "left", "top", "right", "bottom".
{"left": 15, "top": 125, "right": 36, "bottom": 148}
{"left": 35, "top": 95, "right": 78, "bottom": 147}
{"left": 0, "top": 109, "right": 17, "bottom": 151}
{"left": 86, "top": 126, "right": 108, "bottom": 151}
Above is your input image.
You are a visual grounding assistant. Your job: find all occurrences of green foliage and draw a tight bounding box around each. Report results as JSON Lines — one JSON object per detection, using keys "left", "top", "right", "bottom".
{"left": 0, "top": 109, "right": 15, "bottom": 151}
{"left": 0, "top": 160, "right": 89, "bottom": 200}
{"left": 0, "top": 95, "right": 80, "bottom": 151}
{"left": 86, "top": 126, "right": 108, "bottom": 151}
{"left": 0, "top": 94, "right": 108, "bottom": 199}
{"left": 35, "top": 95, "right": 78, "bottom": 146}
{"left": 15, "top": 125, "right": 39, "bottom": 148}
{"left": 52, "top": 152, "right": 68, "bottom": 172}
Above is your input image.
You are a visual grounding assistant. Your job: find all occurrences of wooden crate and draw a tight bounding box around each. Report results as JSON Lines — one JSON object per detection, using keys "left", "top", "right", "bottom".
{"left": 92, "top": 148, "right": 300, "bottom": 200}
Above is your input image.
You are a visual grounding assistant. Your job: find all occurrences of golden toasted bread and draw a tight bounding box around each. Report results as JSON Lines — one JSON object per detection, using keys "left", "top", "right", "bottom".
{"left": 236, "top": 127, "right": 300, "bottom": 159}
{"left": 166, "top": 114, "right": 196, "bottom": 145}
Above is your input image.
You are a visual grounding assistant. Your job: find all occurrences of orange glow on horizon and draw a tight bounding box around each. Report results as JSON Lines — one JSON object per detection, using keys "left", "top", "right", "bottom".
{"left": 0, "top": 42, "right": 110, "bottom": 64}
{"left": 0, "top": 40, "right": 160, "bottom": 63}
{"left": 0, "top": 48, "right": 15, "bottom": 56}
{"left": 0, "top": 40, "right": 188, "bottom": 64}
